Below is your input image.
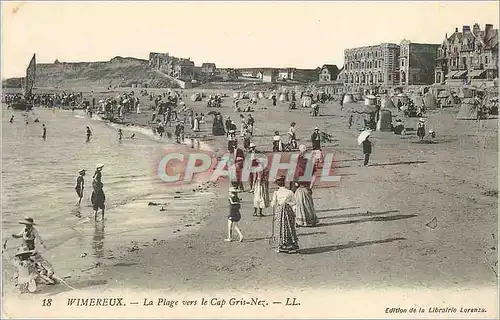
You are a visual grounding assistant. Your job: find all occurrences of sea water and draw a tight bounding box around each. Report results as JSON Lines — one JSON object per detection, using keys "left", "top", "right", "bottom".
{"left": 2, "top": 108, "right": 212, "bottom": 280}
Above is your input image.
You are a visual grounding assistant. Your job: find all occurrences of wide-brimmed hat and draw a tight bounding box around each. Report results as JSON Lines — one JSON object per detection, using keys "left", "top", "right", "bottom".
{"left": 275, "top": 175, "right": 286, "bottom": 184}
{"left": 274, "top": 131, "right": 280, "bottom": 135}
{"left": 249, "top": 143, "right": 256, "bottom": 148}
{"left": 314, "top": 127, "right": 319, "bottom": 130}
{"left": 229, "top": 187, "right": 238, "bottom": 193}
{"left": 96, "top": 164, "right": 104, "bottom": 169}
{"left": 299, "top": 144, "right": 307, "bottom": 152}
{"left": 19, "top": 217, "right": 36, "bottom": 225}
{"left": 14, "top": 246, "right": 35, "bottom": 257}
{"left": 79, "top": 169, "right": 86, "bottom": 175}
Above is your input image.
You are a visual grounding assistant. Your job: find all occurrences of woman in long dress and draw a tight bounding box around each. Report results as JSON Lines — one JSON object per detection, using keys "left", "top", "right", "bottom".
{"left": 270, "top": 176, "right": 299, "bottom": 253}
{"left": 294, "top": 181, "right": 318, "bottom": 227}
{"left": 193, "top": 113, "right": 200, "bottom": 132}
{"left": 293, "top": 145, "right": 318, "bottom": 227}
{"left": 253, "top": 168, "right": 270, "bottom": 217}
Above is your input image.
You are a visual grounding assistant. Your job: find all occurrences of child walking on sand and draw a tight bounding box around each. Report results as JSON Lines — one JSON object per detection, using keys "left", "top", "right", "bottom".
{"left": 225, "top": 187, "right": 244, "bottom": 242}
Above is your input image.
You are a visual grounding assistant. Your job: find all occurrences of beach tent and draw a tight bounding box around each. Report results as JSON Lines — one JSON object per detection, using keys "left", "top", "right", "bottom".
{"left": 232, "top": 92, "right": 239, "bottom": 98}
{"left": 380, "top": 94, "right": 396, "bottom": 109}
{"left": 364, "top": 95, "right": 376, "bottom": 106}
{"left": 343, "top": 94, "right": 354, "bottom": 104}
{"left": 279, "top": 93, "right": 289, "bottom": 102}
{"left": 423, "top": 92, "right": 437, "bottom": 109}
{"left": 258, "top": 92, "right": 265, "bottom": 99}
{"left": 377, "top": 109, "right": 392, "bottom": 131}
{"left": 354, "top": 93, "right": 363, "bottom": 101}
{"left": 456, "top": 98, "right": 478, "bottom": 120}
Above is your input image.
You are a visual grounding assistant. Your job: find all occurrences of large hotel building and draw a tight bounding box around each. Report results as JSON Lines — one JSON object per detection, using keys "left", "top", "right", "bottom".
{"left": 341, "top": 43, "right": 400, "bottom": 88}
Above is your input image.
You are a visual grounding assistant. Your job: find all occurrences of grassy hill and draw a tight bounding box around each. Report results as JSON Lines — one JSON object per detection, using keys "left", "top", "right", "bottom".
{"left": 2, "top": 56, "right": 180, "bottom": 90}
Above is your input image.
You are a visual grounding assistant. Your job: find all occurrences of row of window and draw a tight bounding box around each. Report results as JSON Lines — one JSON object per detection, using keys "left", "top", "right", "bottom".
{"left": 344, "top": 60, "right": 385, "bottom": 71}
{"left": 345, "top": 49, "right": 384, "bottom": 60}
{"left": 343, "top": 72, "right": 392, "bottom": 84}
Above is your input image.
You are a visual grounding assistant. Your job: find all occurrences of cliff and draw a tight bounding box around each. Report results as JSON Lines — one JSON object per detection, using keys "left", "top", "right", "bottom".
{"left": 2, "top": 56, "right": 180, "bottom": 89}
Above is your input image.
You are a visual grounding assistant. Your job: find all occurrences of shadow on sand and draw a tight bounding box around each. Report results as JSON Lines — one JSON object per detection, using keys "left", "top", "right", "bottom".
{"left": 245, "top": 231, "right": 327, "bottom": 243}
{"left": 369, "top": 160, "right": 427, "bottom": 167}
{"left": 316, "top": 206, "right": 360, "bottom": 213}
{"left": 318, "top": 214, "right": 417, "bottom": 227}
{"left": 298, "top": 237, "right": 406, "bottom": 255}
{"left": 318, "top": 209, "right": 400, "bottom": 220}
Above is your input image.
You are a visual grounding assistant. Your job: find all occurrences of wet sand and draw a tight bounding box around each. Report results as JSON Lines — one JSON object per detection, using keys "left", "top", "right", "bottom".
{"left": 3, "top": 89, "right": 498, "bottom": 297}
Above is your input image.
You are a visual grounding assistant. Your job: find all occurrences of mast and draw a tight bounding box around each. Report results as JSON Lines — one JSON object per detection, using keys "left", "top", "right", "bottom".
{"left": 25, "top": 54, "right": 36, "bottom": 100}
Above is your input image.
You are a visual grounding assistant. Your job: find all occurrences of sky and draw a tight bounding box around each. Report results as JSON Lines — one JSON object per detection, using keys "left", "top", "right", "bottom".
{"left": 1, "top": 1, "right": 499, "bottom": 78}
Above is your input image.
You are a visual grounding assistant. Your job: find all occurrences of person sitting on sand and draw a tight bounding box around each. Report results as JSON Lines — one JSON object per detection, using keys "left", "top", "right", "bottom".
{"left": 273, "top": 131, "right": 282, "bottom": 152}
{"left": 9, "top": 217, "right": 55, "bottom": 282}
{"left": 225, "top": 187, "right": 244, "bottom": 242}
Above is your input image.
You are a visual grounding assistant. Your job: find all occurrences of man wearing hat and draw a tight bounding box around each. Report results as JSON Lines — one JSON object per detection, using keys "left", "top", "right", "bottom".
{"left": 75, "top": 169, "right": 86, "bottom": 206}
{"left": 417, "top": 118, "right": 426, "bottom": 141}
{"left": 11, "top": 217, "right": 46, "bottom": 251}
{"left": 311, "top": 127, "right": 321, "bottom": 151}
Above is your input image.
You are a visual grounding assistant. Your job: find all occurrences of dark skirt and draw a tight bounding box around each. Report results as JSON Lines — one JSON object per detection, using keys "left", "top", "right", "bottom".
{"left": 228, "top": 212, "right": 241, "bottom": 222}
{"left": 272, "top": 203, "right": 299, "bottom": 252}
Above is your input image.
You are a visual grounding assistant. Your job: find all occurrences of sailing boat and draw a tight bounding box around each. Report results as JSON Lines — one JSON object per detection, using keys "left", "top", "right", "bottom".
{"left": 11, "top": 54, "right": 36, "bottom": 111}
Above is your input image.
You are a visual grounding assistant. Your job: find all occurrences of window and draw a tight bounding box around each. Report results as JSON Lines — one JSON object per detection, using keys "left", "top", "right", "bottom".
{"left": 485, "top": 55, "right": 489, "bottom": 64}
{"left": 401, "top": 59, "right": 405, "bottom": 67}
{"left": 388, "top": 75, "right": 392, "bottom": 81}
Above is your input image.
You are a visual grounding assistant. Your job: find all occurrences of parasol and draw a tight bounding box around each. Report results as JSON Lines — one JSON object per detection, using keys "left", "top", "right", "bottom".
{"left": 357, "top": 130, "right": 372, "bottom": 145}
{"left": 207, "top": 111, "right": 218, "bottom": 116}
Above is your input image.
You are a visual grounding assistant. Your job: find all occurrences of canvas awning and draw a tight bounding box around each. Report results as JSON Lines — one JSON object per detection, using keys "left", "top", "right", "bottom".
{"left": 468, "top": 69, "right": 486, "bottom": 79}
{"left": 446, "top": 71, "right": 457, "bottom": 78}
{"left": 453, "top": 70, "right": 467, "bottom": 79}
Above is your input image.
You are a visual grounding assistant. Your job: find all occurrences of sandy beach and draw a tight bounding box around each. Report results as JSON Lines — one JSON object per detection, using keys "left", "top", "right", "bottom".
{"left": 3, "top": 87, "right": 495, "bottom": 297}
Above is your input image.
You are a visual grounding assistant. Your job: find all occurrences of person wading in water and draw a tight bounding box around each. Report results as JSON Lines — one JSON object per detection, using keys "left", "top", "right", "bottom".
{"left": 86, "top": 126, "right": 92, "bottom": 143}
{"left": 75, "top": 169, "right": 86, "bottom": 206}
{"left": 42, "top": 124, "right": 47, "bottom": 141}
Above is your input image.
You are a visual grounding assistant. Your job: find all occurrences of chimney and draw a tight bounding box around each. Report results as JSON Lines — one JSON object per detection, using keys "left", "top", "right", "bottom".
{"left": 485, "top": 24, "right": 493, "bottom": 36}
{"left": 473, "top": 23, "right": 481, "bottom": 35}
{"left": 462, "top": 25, "right": 471, "bottom": 33}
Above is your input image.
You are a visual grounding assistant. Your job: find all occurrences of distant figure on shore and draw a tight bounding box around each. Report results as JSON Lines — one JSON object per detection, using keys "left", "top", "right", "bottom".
{"left": 362, "top": 135, "right": 372, "bottom": 166}
{"left": 130, "top": 133, "right": 136, "bottom": 139}
{"left": 311, "top": 127, "right": 321, "bottom": 150}
{"left": 91, "top": 182, "right": 106, "bottom": 221}
{"left": 417, "top": 118, "right": 426, "bottom": 141}
{"left": 10, "top": 115, "right": 14, "bottom": 123}
{"left": 118, "top": 129, "right": 123, "bottom": 141}
{"left": 348, "top": 115, "right": 353, "bottom": 129}
{"left": 86, "top": 126, "right": 92, "bottom": 143}
{"left": 225, "top": 187, "right": 244, "bottom": 242}
{"left": 270, "top": 176, "right": 299, "bottom": 254}
{"left": 253, "top": 167, "right": 270, "bottom": 217}
{"left": 75, "top": 169, "right": 86, "bottom": 206}
{"left": 42, "top": 124, "right": 47, "bottom": 141}
{"left": 273, "top": 131, "right": 282, "bottom": 152}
